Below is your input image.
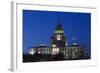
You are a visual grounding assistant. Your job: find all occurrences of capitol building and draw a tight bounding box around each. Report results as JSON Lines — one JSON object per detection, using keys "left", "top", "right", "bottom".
{"left": 28, "top": 20, "right": 88, "bottom": 60}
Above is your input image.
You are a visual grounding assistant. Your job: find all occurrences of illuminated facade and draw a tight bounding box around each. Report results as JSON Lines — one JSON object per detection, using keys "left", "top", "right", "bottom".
{"left": 29, "top": 20, "right": 88, "bottom": 60}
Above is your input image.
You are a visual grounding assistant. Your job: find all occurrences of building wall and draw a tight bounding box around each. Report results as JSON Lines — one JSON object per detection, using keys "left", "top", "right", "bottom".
{"left": 60, "top": 46, "right": 86, "bottom": 59}
{"left": 29, "top": 45, "right": 87, "bottom": 60}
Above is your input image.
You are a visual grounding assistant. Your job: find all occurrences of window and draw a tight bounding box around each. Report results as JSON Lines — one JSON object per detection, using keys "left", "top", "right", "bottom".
{"left": 57, "top": 34, "right": 61, "bottom": 40}
{"left": 52, "top": 48, "right": 59, "bottom": 55}
{"left": 52, "top": 44, "right": 56, "bottom": 47}
{"left": 29, "top": 49, "right": 35, "bottom": 55}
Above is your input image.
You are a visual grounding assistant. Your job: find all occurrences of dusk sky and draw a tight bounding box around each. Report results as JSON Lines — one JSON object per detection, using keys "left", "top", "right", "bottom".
{"left": 23, "top": 10, "right": 91, "bottom": 57}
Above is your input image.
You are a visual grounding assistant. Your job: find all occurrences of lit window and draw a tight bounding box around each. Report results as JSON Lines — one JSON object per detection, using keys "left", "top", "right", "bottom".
{"left": 52, "top": 48, "right": 59, "bottom": 55}
{"left": 38, "top": 49, "right": 41, "bottom": 54}
{"left": 29, "top": 49, "right": 35, "bottom": 55}
{"left": 66, "top": 43, "right": 67, "bottom": 46}
{"left": 52, "top": 44, "right": 56, "bottom": 47}
{"left": 57, "top": 35, "right": 61, "bottom": 40}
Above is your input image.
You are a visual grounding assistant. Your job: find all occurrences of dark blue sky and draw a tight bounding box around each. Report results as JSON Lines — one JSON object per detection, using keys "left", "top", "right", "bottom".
{"left": 23, "top": 10, "right": 91, "bottom": 56}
